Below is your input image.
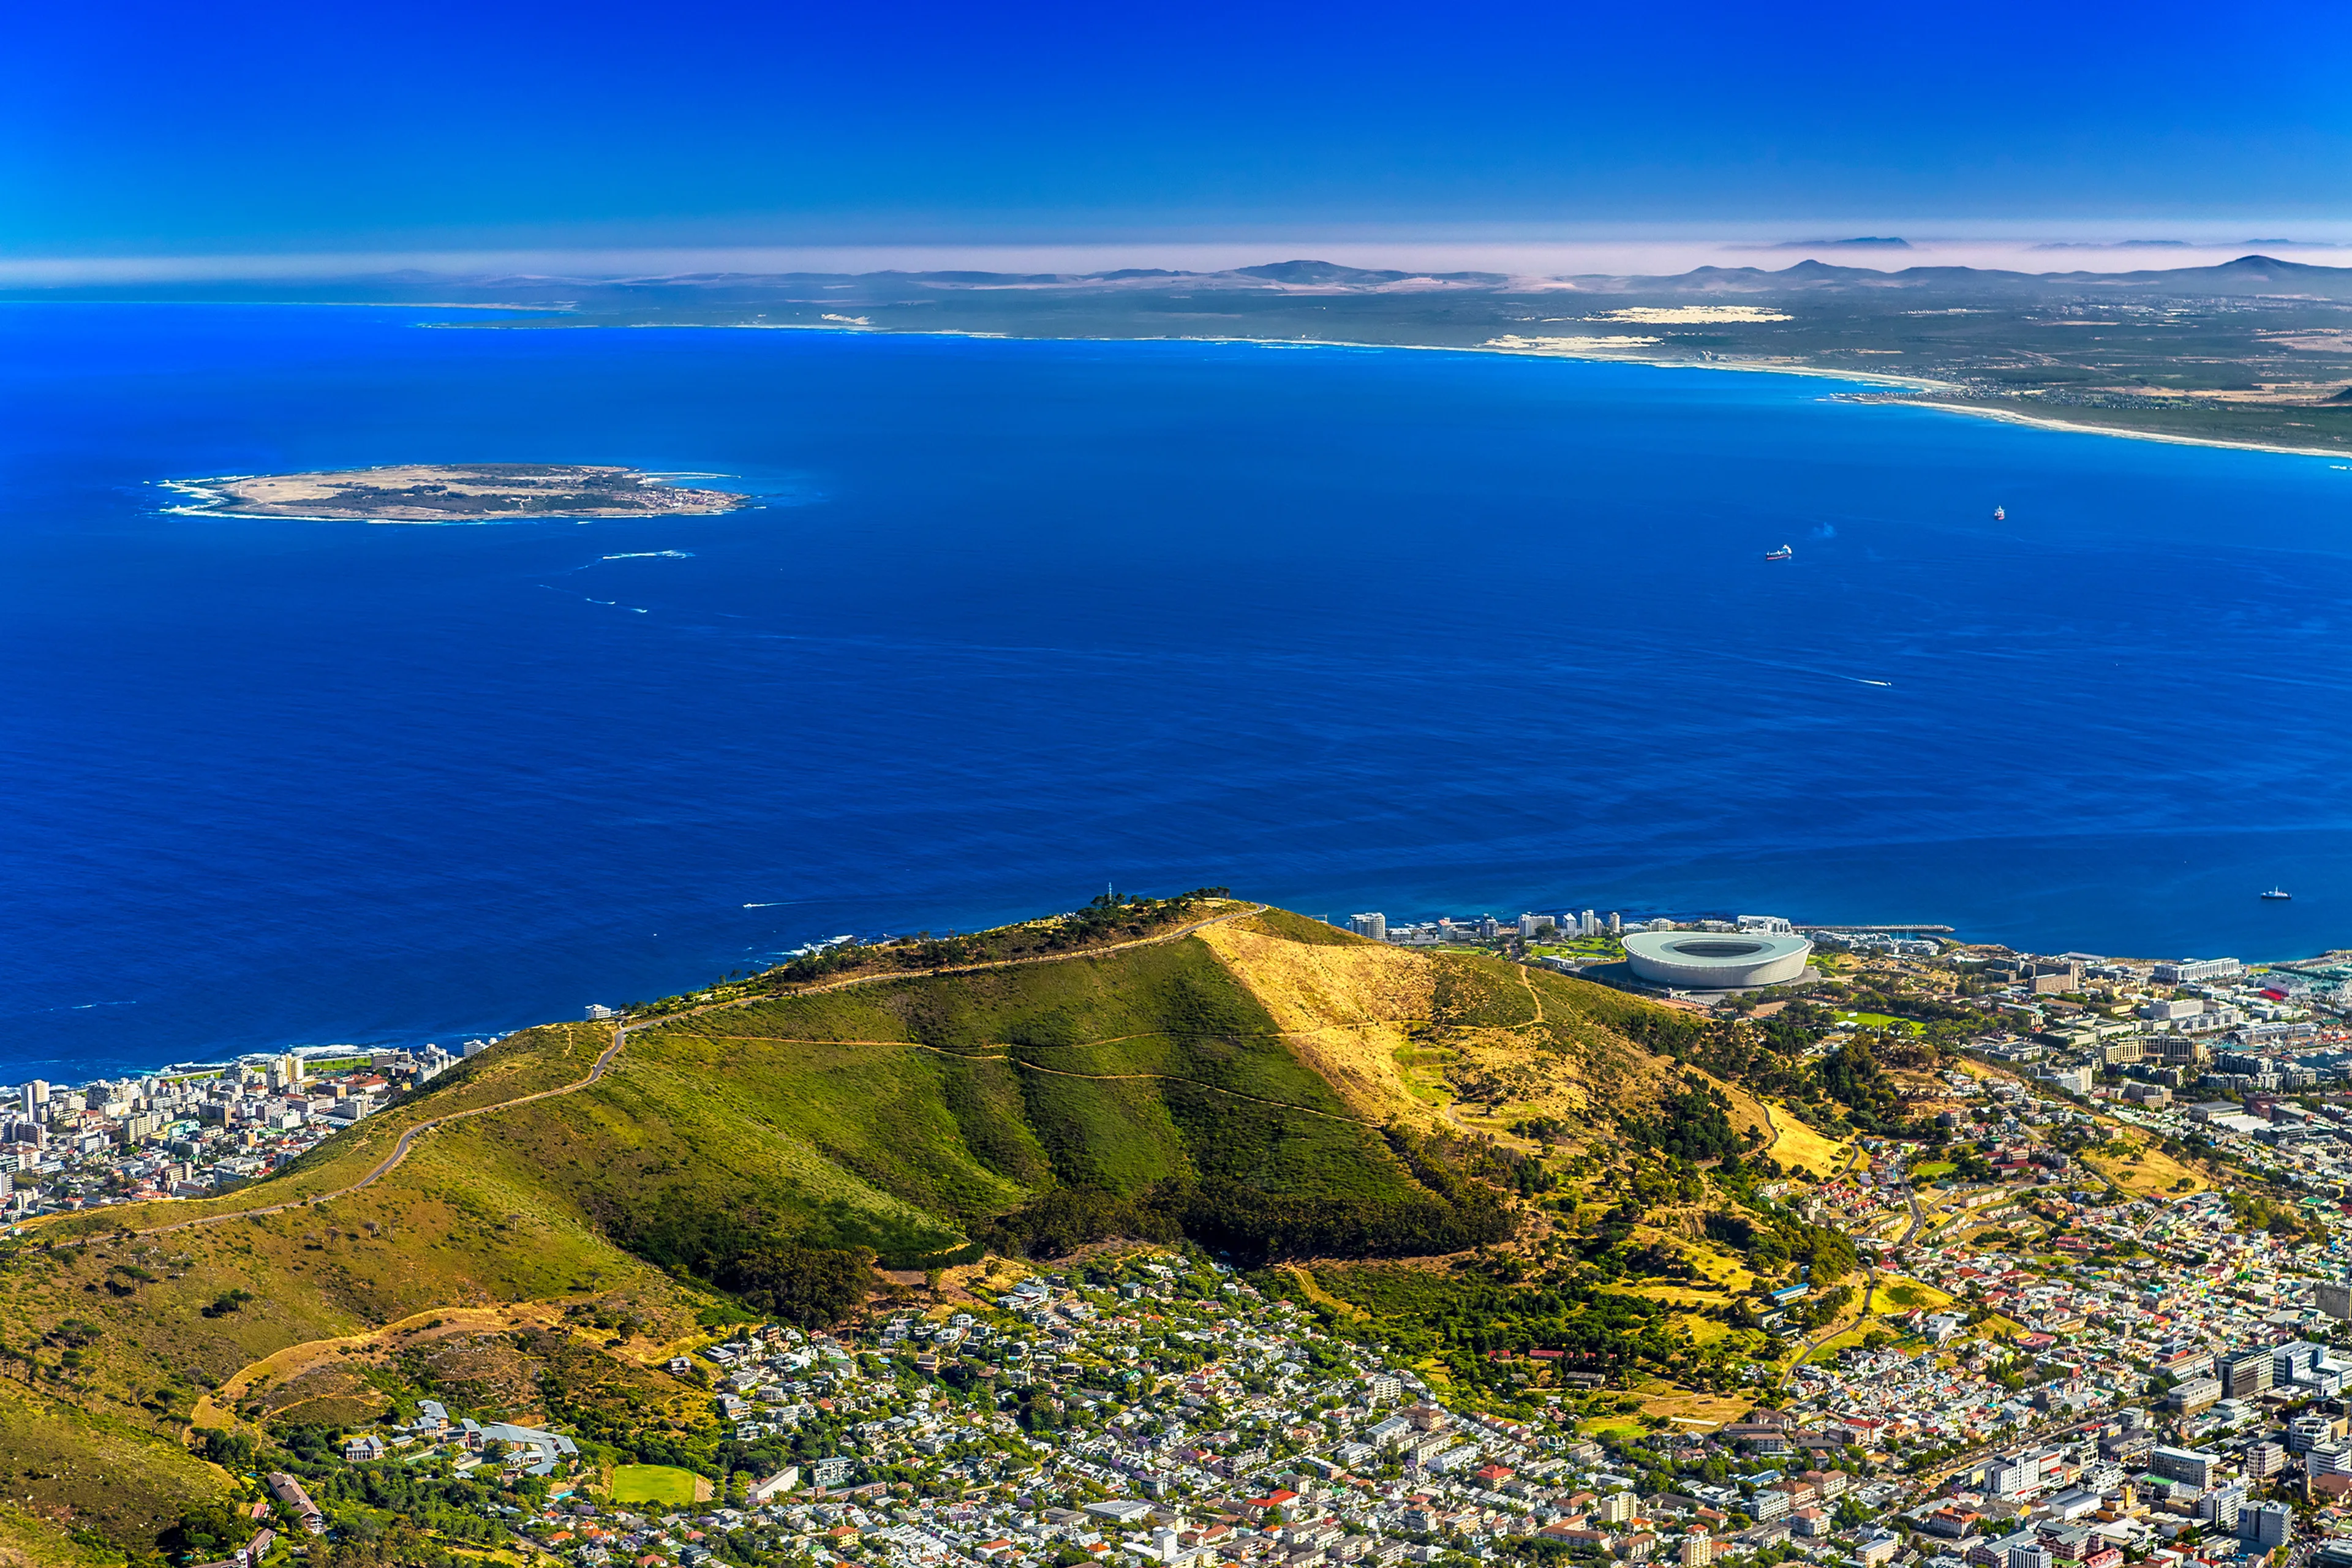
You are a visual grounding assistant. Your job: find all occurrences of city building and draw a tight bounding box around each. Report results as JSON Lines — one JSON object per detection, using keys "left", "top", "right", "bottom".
{"left": 2155, "top": 959, "right": 2244, "bottom": 984}
{"left": 2148, "top": 1447, "right": 2217, "bottom": 1489}
{"left": 2241, "top": 1502, "right": 2291, "bottom": 1550}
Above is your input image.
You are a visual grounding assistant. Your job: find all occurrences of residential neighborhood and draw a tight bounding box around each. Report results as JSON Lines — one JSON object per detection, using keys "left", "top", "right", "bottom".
{"left": 23, "top": 935, "right": 2352, "bottom": 1568}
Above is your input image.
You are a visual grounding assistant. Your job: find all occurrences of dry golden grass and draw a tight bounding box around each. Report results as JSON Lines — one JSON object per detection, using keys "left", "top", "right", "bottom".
{"left": 1275, "top": 1264, "right": 1368, "bottom": 1320}
{"left": 1632, "top": 1386, "right": 1750, "bottom": 1429}
{"left": 1196, "top": 921, "right": 1438, "bottom": 1122}
{"left": 2084, "top": 1140, "right": 2208, "bottom": 1197}
{"left": 200, "top": 1301, "right": 573, "bottom": 1431}
{"left": 1442, "top": 1028, "right": 1613, "bottom": 1131}
{"left": 1671, "top": 1237, "right": 1758, "bottom": 1295}
{"left": 1874, "top": 1275, "right": 1955, "bottom": 1313}
{"left": 1758, "top": 1104, "right": 1853, "bottom": 1178}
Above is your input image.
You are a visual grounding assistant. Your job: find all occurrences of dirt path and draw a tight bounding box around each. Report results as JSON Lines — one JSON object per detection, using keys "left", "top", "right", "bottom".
{"left": 670, "top": 1027, "right": 1392, "bottom": 1129}
{"left": 1514, "top": 965, "right": 1547, "bottom": 1027}
{"left": 194, "top": 1302, "right": 568, "bottom": 1431}
{"left": 1008, "top": 1058, "right": 1383, "bottom": 1127}
{"left": 91, "top": 902, "right": 1268, "bottom": 1239}
{"left": 123, "top": 1027, "right": 631, "bottom": 1238}
{"left": 655, "top": 902, "right": 1269, "bottom": 1025}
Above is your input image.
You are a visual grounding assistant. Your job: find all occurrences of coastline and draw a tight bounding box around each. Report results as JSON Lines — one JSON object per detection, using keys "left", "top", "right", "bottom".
{"left": 1879, "top": 398, "right": 2352, "bottom": 463}
{"left": 453, "top": 314, "right": 2350, "bottom": 463}
{"left": 1371, "top": 336, "right": 2352, "bottom": 461}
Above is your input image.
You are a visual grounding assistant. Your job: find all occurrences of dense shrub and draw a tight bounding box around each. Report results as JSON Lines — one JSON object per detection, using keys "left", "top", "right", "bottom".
{"left": 973, "top": 1169, "right": 1513, "bottom": 1265}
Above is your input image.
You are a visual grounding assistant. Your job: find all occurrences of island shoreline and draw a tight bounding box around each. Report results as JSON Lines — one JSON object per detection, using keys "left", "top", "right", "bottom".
{"left": 160, "top": 463, "right": 752, "bottom": 523}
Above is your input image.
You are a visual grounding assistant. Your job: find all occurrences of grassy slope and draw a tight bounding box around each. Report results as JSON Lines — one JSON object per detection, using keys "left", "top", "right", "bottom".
{"left": 1, "top": 910, "right": 1692, "bottom": 1553}
{"left": 40, "top": 1023, "right": 619, "bottom": 1243}
{"left": 525, "top": 930, "right": 1437, "bottom": 1256}
{"left": 0, "top": 1381, "right": 227, "bottom": 1547}
{"left": 0, "top": 1505, "right": 128, "bottom": 1568}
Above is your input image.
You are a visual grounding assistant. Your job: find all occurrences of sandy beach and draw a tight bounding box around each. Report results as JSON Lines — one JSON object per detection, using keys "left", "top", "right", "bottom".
{"left": 1895, "top": 398, "right": 2352, "bottom": 462}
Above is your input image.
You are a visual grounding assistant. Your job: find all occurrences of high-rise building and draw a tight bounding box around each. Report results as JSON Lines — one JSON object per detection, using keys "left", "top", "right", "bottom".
{"left": 1607, "top": 912, "right": 1623, "bottom": 934}
{"left": 2199, "top": 1482, "right": 2247, "bottom": 1530}
{"left": 2241, "top": 1502, "right": 2291, "bottom": 1550}
{"left": 21, "top": 1080, "right": 46, "bottom": 1114}
{"left": 2222, "top": 1349, "right": 2274, "bottom": 1398}
{"left": 1349, "top": 913, "right": 1387, "bottom": 941}
{"left": 2149, "top": 1446, "right": 2217, "bottom": 1489}
{"left": 1579, "top": 909, "right": 1598, "bottom": 936}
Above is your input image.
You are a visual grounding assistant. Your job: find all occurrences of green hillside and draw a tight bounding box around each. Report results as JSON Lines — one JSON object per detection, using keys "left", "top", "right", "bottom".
{"left": 0, "top": 898, "right": 1683, "bottom": 1559}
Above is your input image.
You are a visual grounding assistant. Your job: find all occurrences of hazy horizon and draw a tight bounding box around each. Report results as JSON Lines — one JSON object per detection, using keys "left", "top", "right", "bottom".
{"left": 10, "top": 230, "right": 2352, "bottom": 288}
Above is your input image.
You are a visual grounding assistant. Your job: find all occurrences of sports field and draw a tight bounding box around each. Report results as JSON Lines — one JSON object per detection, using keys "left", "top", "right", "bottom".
{"left": 611, "top": 1465, "right": 706, "bottom": 1505}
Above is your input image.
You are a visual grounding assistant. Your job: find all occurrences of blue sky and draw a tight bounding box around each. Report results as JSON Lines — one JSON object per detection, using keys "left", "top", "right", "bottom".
{"left": 7, "top": 0, "right": 2351, "bottom": 258}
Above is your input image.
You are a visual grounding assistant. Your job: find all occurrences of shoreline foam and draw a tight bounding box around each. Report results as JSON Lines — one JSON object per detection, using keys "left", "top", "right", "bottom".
{"left": 1885, "top": 398, "right": 2352, "bottom": 462}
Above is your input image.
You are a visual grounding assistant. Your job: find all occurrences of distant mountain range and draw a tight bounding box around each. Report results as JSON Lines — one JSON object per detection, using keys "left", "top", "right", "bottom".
{"left": 15, "top": 252, "right": 2352, "bottom": 303}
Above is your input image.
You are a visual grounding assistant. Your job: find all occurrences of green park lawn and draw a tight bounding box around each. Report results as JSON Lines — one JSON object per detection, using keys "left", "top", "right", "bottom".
{"left": 1837, "top": 1011, "right": 1923, "bottom": 1034}
{"left": 610, "top": 1465, "right": 704, "bottom": 1506}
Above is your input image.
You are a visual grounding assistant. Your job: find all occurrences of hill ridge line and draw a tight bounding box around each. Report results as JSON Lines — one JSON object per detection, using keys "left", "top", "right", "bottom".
{"left": 660, "top": 900, "right": 1270, "bottom": 1016}
{"left": 82, "top": 902, "right": 1269, "bottom": 1238}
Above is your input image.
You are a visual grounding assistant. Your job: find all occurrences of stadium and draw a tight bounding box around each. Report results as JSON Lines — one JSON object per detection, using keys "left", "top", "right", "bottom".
{"left": 1621, "top": 930, "right": 1812, "bottom": 990}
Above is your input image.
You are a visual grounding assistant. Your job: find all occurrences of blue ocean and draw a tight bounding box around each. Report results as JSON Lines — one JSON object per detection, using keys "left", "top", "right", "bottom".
{"left": 5, "top": 303, "right": 2352, "bottom": 1080}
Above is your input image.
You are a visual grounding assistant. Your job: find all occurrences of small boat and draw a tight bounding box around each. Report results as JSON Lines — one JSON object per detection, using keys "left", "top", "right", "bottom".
{"left": 1993, "top": 505, "right": 2006, "bottom": 521}
{"left": 1764, "top": 544, "right": 1793, "bottom": 561}
{"left": 2262, "top": 888, "right": 2292, "bottom": 900}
